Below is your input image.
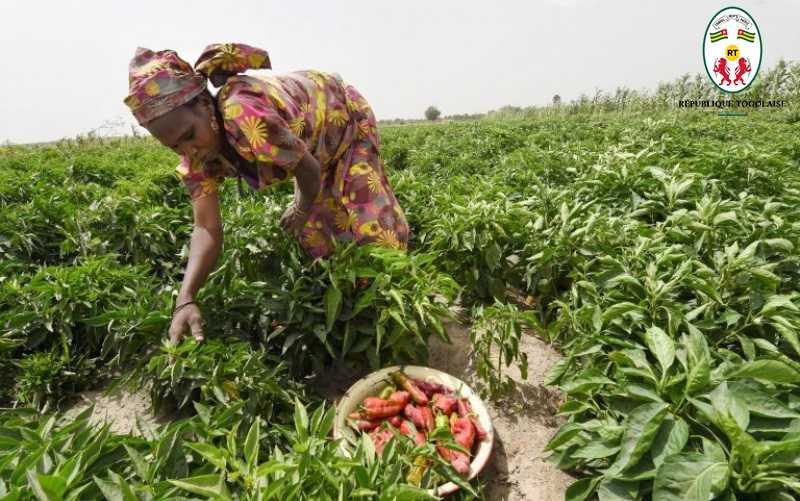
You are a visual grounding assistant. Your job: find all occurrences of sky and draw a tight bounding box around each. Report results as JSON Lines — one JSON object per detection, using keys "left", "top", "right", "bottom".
{"left": 1, "top": 0, "right": 799, "bottom": 144}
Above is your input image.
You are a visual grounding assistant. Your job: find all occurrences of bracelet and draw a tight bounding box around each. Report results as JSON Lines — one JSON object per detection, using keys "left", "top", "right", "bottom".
{"left": 293, "top": 201, "right": 310, "bottom": 217}
{"left": 173, "top": 301, "right": 198, "bottom": 314}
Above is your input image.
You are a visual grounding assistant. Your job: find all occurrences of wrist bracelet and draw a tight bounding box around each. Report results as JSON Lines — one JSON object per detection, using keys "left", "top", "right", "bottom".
{"left": 174, "top": 301, "right": 198, "bottom": 314}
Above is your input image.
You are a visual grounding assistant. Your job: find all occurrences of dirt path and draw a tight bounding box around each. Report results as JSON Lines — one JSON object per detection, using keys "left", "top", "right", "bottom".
{"left": 59, "top": 382, "right": 175, "bottom": 435}
{"left": 428, "top": 317, "right": 573, "bottom": 500}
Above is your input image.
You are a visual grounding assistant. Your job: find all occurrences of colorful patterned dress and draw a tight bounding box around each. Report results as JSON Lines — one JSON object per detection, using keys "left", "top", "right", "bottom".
{"left": 176, "top": 70, "right": 409, "bottom": 258}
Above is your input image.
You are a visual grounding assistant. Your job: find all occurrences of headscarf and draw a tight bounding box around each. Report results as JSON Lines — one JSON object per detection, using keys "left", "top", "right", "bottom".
{"left": 124, "top": 43, "right": 271, "bottom": 125}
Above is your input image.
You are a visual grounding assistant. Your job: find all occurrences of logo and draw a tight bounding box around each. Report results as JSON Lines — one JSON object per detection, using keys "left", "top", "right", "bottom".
{"left": 703, "top": 7, "right": 761, "bottom": 93}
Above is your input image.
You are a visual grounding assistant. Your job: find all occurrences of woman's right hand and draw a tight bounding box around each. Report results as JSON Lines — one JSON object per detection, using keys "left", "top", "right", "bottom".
{"left": 168, "top": 303, "right": 205, "bottom": 362}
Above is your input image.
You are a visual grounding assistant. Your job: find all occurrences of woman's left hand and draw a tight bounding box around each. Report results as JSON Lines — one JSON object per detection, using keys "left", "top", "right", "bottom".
{"left": 280, "top": 204, "right": 310, "bottom": 237}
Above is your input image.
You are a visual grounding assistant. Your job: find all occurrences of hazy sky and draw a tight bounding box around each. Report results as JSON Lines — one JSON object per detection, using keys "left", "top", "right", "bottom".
{"left": 2, "top": 0, "right": 799, "bottom": 143}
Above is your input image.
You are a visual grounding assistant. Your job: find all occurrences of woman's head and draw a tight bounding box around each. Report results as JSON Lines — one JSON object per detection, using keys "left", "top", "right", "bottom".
{"left": 145, "top": 92, "right": 223, "bottom": 163}
{"left": 123, "top": 44, "right": 272, "bottom": 162}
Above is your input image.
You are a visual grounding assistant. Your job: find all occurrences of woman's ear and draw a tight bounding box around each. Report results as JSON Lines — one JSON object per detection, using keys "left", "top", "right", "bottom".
{"left": 196, "top": 93, "right": 216, "bottom": 118}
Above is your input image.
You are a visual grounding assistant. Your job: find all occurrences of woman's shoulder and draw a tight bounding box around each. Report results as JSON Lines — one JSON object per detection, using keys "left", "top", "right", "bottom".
{"left": 218, "top": 75, "right": 270, "bottom": 102}
{"left": 219, "top": 71, "right": 341, "bottom": 98}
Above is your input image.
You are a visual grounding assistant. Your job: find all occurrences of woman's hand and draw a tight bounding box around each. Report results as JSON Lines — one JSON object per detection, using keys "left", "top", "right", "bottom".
{"left": 280, "top": 204, "right": 310, "bottom": 237}
{"left": 168, "top": 303, "right": 204, "bottom": 363}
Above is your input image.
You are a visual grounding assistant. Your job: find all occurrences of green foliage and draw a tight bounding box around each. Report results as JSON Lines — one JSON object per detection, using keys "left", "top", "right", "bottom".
{"left": 471, "top": 302, "right": 531, "bottom": 399}
{"left": 3, "top": 64, "right": 800, "bottom": 498}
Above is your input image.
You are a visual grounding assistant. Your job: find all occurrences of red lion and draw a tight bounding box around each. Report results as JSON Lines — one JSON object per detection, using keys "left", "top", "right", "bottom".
{"left": 733, "top": 57, "right": 751, "bottom": 86}
{"left": 714, "top": 58, "right": 732, "bottom": 86}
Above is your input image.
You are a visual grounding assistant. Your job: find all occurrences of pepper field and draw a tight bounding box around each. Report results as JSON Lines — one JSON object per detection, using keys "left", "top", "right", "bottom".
{"left": 2, "top": 71, "right": 800, "bottom": 500}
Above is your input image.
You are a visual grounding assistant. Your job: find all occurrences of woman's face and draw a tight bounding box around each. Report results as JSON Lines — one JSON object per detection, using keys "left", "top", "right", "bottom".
{"left": 146, "top": 94, "right": 222, "bottom": 163}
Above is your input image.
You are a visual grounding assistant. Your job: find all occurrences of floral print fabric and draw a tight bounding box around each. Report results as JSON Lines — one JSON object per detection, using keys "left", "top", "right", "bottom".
{"left": 176, "top": 70, "right": 409, "bottom": 258}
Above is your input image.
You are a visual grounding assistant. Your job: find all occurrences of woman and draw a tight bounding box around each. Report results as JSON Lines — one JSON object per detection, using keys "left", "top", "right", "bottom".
{"left": 124, "top": 43, "right": 409, "bottom": 349}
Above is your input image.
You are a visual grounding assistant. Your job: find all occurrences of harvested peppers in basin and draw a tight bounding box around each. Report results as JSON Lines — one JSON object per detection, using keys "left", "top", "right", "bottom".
{"left": 334, "top": 366, "right": 493, "bottom": 495}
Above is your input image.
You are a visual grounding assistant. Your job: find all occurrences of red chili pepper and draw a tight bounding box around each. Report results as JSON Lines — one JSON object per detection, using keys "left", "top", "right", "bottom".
{"left": 457, "top": 398, "right": 471, "bottom": 418}
{"left": 420, "top": 406, "right": 435, "bottom": 432}
{"left": 449, "top": 417, "right": 476, "bottom": 476}
{"left": 399, "top": 420, "right": 412, "bottom": 434}
{"left": 412, "top": 379, "right": 449, "bottom": 398}
{"left": 399, "top": 420, "right": 426, "bottom": 446}
{"left": 363, "top": 397, "right": 404, "bottom": 420}
{"left": 432, "top": 393, "right": 458, "bottom": 416}
{"left": 450, "top": 450, "right": 471, "bottom": 475}
{"left": 392, "top": 372, "right": 429, "bottom": 405}
{"left": 372, "top": 428, "right": 394, "bottom": 455}
{"left": 471, "top": 418, "right": 488, "bottom": 440}
{"left": 436, "top": 443, "right": 452, "bottom": 462}
{"left": 404, "top": 404, "right": 425, "bottom": 429}
{"left": 456, "top": 399, "right": 487, "bottom": 440}
{"left": 452, "top": 417, "right": 476, "bottom": 454}
{"left": 349, "top": 414, "right": 402, "bottom": 431}
{"left": 388, "top": 391, "right": 410, "bottom": 407}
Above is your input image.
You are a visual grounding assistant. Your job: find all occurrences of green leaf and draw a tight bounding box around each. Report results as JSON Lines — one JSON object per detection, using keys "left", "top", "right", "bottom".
{"left": 194, "top": 401, "right": 212, "bottom": 426}
{"left": 488, "top": 277, "right": 505, "bottom": 300}
{"left": 122, "top": 444, "right": 150, "bottom": 482}
{"left": 728, "top": 381, "right": 800, "bottom": 419}
{"left": 768, "top": 317, "right": 800, "bottom": 356}
{"left": 168, "top": 475, "right": 230, "bottom": 499}
{"left": 544, "top": 423, "right": 584, "bottom": 451}
{"left": 324, "top": 287, "right": 342, "bottom": 332}
{"left": 685, "top": 356, "right": 710, "bottom": 396}
{"left": 565, "top": 477, "right": 600, "bottom": 501}
{"left": 761, "top": 295, "right": 799, "bottom": 316}
{"left": 713, "top": 211, "right": 738, "bottom": 225}
{"left": 573, "top": 440, "right": 620, "bottom": 460}
{"left": 544, "top": 357, "right": 572, "bottom": 385}
{"left": 245, "top": 417, "right": 260, "bottom": 473}
{"left": 709, "top": 382, "right": 750, "bottom": 430}
{"left": 727, "top": 359, "right": 800, "bottom": 383}
{"left": 625, "top": 383, "right": 663, "bottom": 403}
{"left": 645, "top": 326, "right": 675, "bottom": 373}
{"left": 378, "top": 483, "right": 437, "bottom": 501}
{"left": 650, "top": 415, "right": 689, "bottom": 467}
{"left": 294, "top": 398, "right": 309, "bottom": 441}
{"left": 27, "top": 472, "right": 66, "bottom": 501}
{"left": 184, "top": 442, "right": 226, "bottom": 471}
{"left": 606, "top": 403, "right": 669, "bottom": 475}
{"left": 653, "top": 453, "right": 729, "bottom": 501}
{"left": 716, "top": 413, "right": 758, "bottom": 472}
{"left": 93, "top": 474, "right": 137, "bottom": 501}
{"left": 597, "top": 477, "right": 639, "bottom": 500}
{"left": 602, "top": 302, "right": 643, "bottom": 323}
{"left": 561, "top": 372, "right": 614, "bottom": 394}
{"left": 763, "top": 238, "right": 793, "bottom": 253}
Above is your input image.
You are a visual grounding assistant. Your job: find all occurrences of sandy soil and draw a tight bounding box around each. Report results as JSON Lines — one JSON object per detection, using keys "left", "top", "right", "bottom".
{"left": 59, "top": 381, "right": 175, "bottom": 435}
{"left": 428, "top": 316, "right": 573, "bottom": 500}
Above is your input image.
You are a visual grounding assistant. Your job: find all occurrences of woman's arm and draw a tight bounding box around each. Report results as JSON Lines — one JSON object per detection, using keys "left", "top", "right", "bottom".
{"left": 280, "top": 151, "right": 322, "bottom": 235}
{"left": 293, "top": 152, "right": 322, "bottom": 211}
{"left": 170, "top": 192, "right": 223, "bottom": 347}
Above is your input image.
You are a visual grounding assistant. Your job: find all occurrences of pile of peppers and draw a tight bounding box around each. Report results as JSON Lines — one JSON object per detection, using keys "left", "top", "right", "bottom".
{"left": 346, "top": 371, "right": 488, "bottom": 484}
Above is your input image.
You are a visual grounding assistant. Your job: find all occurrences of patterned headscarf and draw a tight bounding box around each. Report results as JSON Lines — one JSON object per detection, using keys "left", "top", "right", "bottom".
{"left": 124, "top": 44, "right": 271, "bottom": 125}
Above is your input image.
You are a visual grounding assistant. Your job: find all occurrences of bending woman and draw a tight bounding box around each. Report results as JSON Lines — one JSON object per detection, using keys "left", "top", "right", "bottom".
{"left": 124, "top": 43, "right": 409, "bottom": 348}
